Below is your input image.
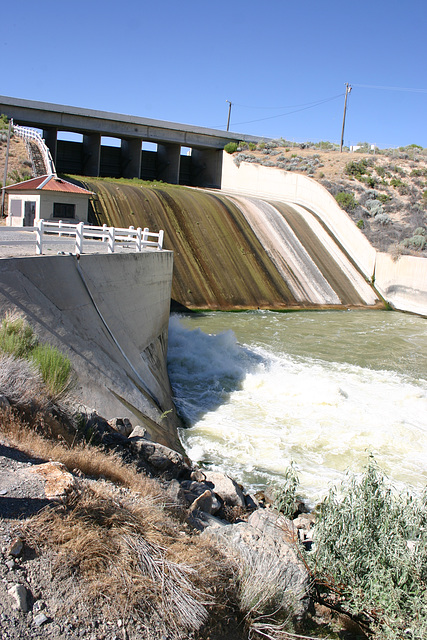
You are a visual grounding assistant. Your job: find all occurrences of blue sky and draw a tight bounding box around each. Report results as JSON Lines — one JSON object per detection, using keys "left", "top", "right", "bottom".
{"left": 2, "top": 0, "right": 427, "bottom": 148}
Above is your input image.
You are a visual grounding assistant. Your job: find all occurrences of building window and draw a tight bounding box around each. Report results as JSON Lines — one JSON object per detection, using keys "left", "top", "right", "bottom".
{"left": 10, "top": 200, "right": 22, "bottom": 217}
{"left": 53, "top": 203, "right": 76, "bottom": 219}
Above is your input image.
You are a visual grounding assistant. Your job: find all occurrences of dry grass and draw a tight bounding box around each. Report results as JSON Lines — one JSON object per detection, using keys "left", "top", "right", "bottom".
{"left": 0, "top": 354, "right": 48, "bottom": 410}
{"left": 0, "top": 407, "right": 240, "bottom": 638}
{"left": 23, "top": 484, "right": 214, "bottom": 637}
{"left": 0, "top": 406, "right": 161, "bottom": 497}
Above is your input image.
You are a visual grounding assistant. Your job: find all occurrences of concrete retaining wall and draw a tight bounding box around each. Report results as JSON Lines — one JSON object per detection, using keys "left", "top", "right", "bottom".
{"left": 375, "top": 252, "right": 427, "bottom": 317}
{"left": 0, "top": 251, "right": 183, "bottom": 451}
{"left": 222, "top": 152, "right": 427, "bottom": 316}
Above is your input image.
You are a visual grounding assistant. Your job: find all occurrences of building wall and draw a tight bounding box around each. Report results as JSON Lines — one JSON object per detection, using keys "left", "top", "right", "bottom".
{"left": 7, "top": 192, "right": 89, "bottom": 226}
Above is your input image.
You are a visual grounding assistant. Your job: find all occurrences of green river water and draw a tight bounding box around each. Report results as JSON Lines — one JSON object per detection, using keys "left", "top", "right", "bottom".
{"left": 167, "top": 309, "right": 427, "bottom": 502}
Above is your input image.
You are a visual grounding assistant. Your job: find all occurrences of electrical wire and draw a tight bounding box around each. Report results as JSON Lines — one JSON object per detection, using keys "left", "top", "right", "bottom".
{"left": 352, "top": 83, "right": 427, "bottom": 94}
{"left": 210, "top": 93, "right": 344, "bottom": 130}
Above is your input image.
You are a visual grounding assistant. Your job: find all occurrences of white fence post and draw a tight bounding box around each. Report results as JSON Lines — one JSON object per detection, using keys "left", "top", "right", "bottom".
{"left": 75, "top": 222, "right": 84, "bottom": 254}
{"left": 157, "top": 229, "right": 164, "bottom": 250}
{"left": 136, "top": 227, "right": 142, "bottom": 252}
{"left": 58, "top": 220, "right": 63, "bottom": 237}
{"left": 142, "top": 227, "right": 149, "bottom": 247}
{"left": 108, "top": 226, "right": 115, "bottom": 253}
{"left": 102, "top": 224, "right": 108, "bottom": 242}
{"left": 35, "top": 219, "right": 43, "bottom": 255}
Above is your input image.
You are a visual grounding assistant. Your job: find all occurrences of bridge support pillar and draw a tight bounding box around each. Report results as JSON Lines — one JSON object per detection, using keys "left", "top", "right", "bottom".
{"left": 121, "top": 138, "right": 142, "bottom": 178}
{"left": 157, "top": 143, "right": 181, "bottom": 184}
{"left": 43, "top": 128, "right": 58, "bottom": 166}
{"left": 191, "top": 148, "right": 223, "bottom": 188}
{"left": 83, "top": 133, "right": 101, "bottom": 176}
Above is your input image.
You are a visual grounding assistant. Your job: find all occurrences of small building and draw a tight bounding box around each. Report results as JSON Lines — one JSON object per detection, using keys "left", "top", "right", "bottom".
{"left": 3, "top": 175, "right": 94, "bottom": 227}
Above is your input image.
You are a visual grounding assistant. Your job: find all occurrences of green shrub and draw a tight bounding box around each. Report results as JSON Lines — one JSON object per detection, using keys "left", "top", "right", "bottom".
{"left": 0, "top": 314, "right": 38, "bottom": 358}
{"left": 0, "top": 313, "right": 72, "bottom": 397}
{"left": 335, "top": 191, "right": 357, "bottom": 212}
{"left": 345, "top": 158, "right": 371, "bottom": 180}
{"left": 248, "top": 142, "right": 257, "bottom": 151}
{"left": 309, "top": 457, "right": 427, "bottom": 639}
{"left": 401, "top": 234, "right": 426, "bottom": 250}
{"left": 30, "top": 344, "right": 72, "bottom": 396}
{"left": 224, "top": 142, "right": 238, "bottom": 154}
{"left": 270, "top": 462, "right": 300, "bottom": 517}
{"left": 356, "top": 219, "right": 365, "bottom": 229}
{"left": 361, "top": 175, "right": 377, "bottom": 188}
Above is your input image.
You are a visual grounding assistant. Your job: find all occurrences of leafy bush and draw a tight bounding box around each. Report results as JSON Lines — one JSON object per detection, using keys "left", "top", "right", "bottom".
{"left": 0, "top": 113, "right": 9, "bottom": 129}
{"left": 30, "top": 344, "right": 72, "bottom": 396}
{"left": 401, "top": 234, "right": 426, "bottom": 250}
{"left": 335, "top": 191, "right": 357, "bottom": 212}
{"left": 374, "top": 212, "right": 391, "bottom": 226}
{"left": 345, "top": 159, "right": 371, "bottom": 180}
{"left": 0, "top": 313, "right": 38, "bottom": 358}
{"left": 224, "top": 142, "right": 238, "bottom": 154}
{"left": 308, "top": 457, "right": 427, "bottom": 639}
{"left": 356, "top": 219, "right": 365, "bottom": 229}
{"left": 365, "top": 199, "right": 384, "bottom": 217}
{"left": 0, "top": 313, "right": 72, "bottom": 397}
{"left": 270, "top": 462, "right": 300, "bottom": 518}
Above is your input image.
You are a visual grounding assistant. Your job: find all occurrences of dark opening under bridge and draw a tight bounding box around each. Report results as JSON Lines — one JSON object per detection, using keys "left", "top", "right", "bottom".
{"left": 0, "top": 95, "right": 259, "bottom": 188}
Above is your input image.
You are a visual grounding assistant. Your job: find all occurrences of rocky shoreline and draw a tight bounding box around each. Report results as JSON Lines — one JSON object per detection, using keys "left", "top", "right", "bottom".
{"left": 0, "top": 406, "right": 325, "bottom": 640}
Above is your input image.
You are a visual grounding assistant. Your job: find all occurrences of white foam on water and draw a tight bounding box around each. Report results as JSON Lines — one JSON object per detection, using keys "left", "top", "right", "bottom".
{"left": 167, "top": 315, "right": 427, "bottom": 501}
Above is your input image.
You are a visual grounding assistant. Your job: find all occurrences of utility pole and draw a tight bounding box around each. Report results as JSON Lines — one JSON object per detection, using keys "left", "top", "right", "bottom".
{"left": 1, "top": 117, "right": 13, "bottom": 218}
{"left": 340, "top": 83, "right": 351, "bottom": 152}
{"left": 226, "top": 100, "right": 232, "bottom": 132}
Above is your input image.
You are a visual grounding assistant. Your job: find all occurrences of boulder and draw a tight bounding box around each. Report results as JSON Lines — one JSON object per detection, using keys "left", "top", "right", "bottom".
{"left": 8, "top": 583, "right": 28, "bottom": 612}
{"left": 189, "top": 490, "right": 214, "bottom": 514}
{"left": 205, "top": 508, "right": 311, "bottom": 623}
{"left": 108, "top": 417, "right": 133, "bottom": 437}
{"left": 180, "top": 480, "right": 221, "bottom": 513}
{"left": 128, "top": 425, "right": 151, "bottom": 440}
{"left": 83, "top": 414, "right": 129, "bottom": 448}
{"left": 129, "top": 438, "right": 191, "bottom": 479}
{"left": 203, "top": 471, "right": 246, "bottom": 508}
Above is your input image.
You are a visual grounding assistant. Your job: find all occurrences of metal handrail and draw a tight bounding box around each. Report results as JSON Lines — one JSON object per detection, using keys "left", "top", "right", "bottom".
{"left": 13, "top": 124, "right": 56, "bottom": 176}
{"left": 34, "top": 220, "right": 164, "bottom": 255}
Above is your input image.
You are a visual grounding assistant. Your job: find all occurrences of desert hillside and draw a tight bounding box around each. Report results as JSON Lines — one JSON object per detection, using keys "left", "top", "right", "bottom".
{"left": 227, "top": 139, "right": 427, "bottom": 256}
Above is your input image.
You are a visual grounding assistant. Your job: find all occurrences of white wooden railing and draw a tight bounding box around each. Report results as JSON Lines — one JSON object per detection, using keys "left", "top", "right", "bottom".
{"left": 13, "top": 125, "right": 56, "bottom": 176}
{"left": 34, "top": 220, "right": 164, "bottom": 255}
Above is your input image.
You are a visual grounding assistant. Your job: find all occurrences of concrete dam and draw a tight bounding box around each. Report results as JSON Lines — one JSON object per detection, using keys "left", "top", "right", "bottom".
{"left": 82, "top": 179, "right": 379, "bottom": 311}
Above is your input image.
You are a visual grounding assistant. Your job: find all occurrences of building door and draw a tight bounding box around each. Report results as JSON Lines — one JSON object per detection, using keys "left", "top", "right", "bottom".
{"left": 24, "top": 201, "right": 36, "bottom": 226}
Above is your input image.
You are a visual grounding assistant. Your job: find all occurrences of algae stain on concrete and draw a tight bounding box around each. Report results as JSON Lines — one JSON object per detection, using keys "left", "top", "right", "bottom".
{"left": 83, "top": 179, "right": 297, "bottom": 310}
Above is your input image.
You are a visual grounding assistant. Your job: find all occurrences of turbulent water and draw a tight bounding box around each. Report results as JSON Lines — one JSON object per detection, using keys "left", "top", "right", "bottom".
{"left": 167, "top": 310, "right": 427, "bottom": 502}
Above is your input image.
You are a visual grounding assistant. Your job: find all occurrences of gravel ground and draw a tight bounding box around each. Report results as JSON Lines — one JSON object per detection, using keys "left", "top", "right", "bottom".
{"left": 0, "top": 438, "right": 150, "bottom": 640}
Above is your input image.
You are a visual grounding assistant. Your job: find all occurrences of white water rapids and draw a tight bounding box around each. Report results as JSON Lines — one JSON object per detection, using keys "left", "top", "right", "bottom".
{"left": 167, "top": 310, "right": 427, "bottom": 503}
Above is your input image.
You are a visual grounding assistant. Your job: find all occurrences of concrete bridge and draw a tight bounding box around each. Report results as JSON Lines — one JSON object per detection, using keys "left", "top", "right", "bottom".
{"left": 0, "top": 95, "right": 259, "bottom": 188}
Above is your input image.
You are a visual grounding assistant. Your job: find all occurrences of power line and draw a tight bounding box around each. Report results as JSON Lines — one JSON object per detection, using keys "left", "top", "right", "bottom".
{"left": 211, "top": 93, "right": 344, "bottom": 130}
{"left": 352, "top": 83, "right": 427, "bottom": 94}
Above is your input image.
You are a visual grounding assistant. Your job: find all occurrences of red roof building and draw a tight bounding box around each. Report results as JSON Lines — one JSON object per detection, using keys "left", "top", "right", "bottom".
{"left": 3, "top": 175, "right": 94, "bottom": 227}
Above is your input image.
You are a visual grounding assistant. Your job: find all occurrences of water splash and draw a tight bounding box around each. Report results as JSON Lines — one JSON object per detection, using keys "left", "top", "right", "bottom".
{"left": 167, "top": 312, "right": 427, "bottom": 501}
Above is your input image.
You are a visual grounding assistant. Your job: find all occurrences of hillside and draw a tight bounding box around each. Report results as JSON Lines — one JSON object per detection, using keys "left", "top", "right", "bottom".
{"left": 227, "top": 140, "right": 427, "bottom": 256}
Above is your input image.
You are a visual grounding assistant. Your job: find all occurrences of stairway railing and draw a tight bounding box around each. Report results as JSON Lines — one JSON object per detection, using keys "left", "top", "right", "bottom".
{"left": 13, "top": 124, "right": 56, "bottom": 176}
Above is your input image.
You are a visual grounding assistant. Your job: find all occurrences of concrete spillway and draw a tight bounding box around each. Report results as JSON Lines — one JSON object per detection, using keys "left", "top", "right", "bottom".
{"left": 0, "top": 251, "right": 183, "bottom": 452}
{"left": 83, "top": 179, "right": 380, "bottom": 310}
